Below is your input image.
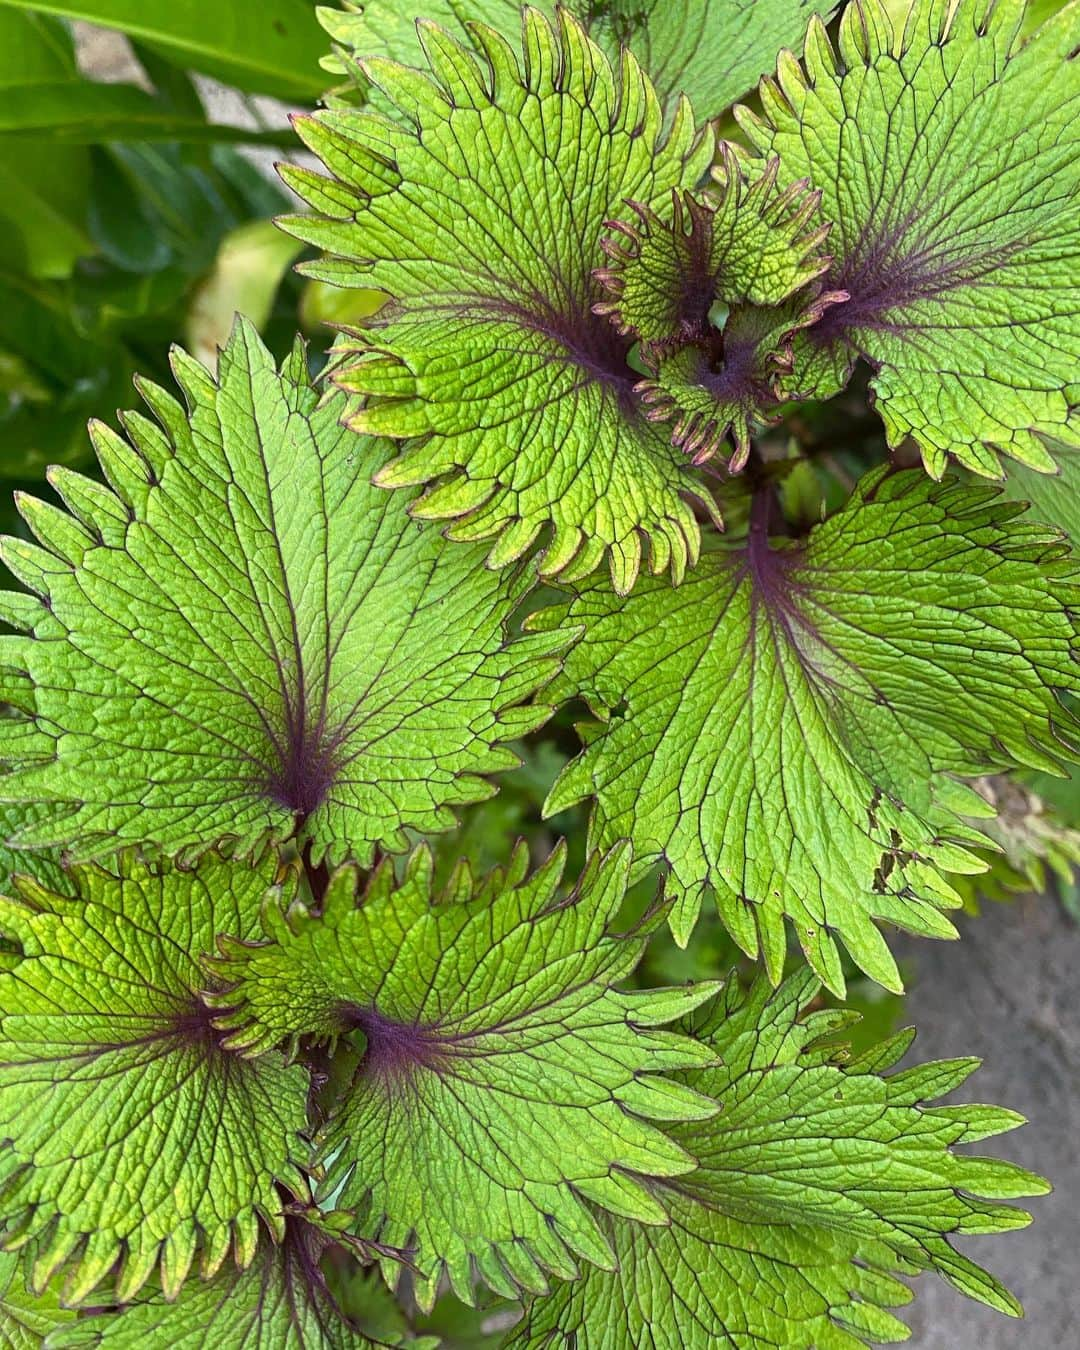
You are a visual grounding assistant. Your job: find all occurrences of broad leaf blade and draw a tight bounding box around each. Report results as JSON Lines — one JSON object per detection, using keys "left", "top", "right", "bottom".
{"left": 286, "top": 10, "right": 718, "bottom": 593}
{"left": 210, "top": 842, "right": 721, "bottom": 1309}
{"left": 319, "top": 0, "right": 839, "bottom": 118}
{"left": 0, "top": 81, "right": 291, "bottom": 145}
{"left": 512, "top": 972, "right": 1047, "bottom": 1347}
{"left": 535, "top": 467, "right": 1080, "bottom": 992}
{"left": 0, "top": 0, "right": 327, "bottom": 101}
{"left": 0, "top": 321, "right": 563, "bottom": 867}
{"left": 738, "top": 0, "right": 1080, "bottom": 476}
{"left": 0, "top": 850, "right": 310, "bottom": 1303}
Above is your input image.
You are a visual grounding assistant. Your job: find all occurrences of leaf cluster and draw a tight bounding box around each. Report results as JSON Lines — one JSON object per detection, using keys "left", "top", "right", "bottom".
{"left": 1, "top": 1, "right": 1078, "bottom": 1347}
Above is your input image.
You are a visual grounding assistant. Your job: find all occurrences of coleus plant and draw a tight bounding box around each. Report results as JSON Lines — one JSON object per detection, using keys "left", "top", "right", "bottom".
{"left": 0, "top": 0, "right": 1077, "bottom": 1346}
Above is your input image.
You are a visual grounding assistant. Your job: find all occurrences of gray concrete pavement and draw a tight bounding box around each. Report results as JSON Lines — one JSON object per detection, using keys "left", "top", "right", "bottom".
{"left": 896, "top": 896, "right": 1079, "bottom": 1348}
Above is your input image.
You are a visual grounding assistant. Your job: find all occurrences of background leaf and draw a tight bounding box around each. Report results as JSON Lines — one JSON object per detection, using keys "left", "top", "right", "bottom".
{"left": 0, "top": 0, "right": 330, "bottom": 99}
{"left": 0, "top": 80, "right": 295, "bottom": 144}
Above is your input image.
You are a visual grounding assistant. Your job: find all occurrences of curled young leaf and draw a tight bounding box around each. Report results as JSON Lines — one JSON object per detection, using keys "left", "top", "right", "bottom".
{"left": 633, "top": 302, "right": 834, "bottom": 469}
{"left": 533, "top": 467, "right": 1080, "bottom": 993}
{"left": 285, "top": 10, "right": 718, "bottom": 593}
{"left": 737, "top": 0, "right": 1080, "bottom": 477}
{"left": 209, "top": 842, "right": 721, "bottom": 1309}
{"left": 0, "top": 850, "right": 310, "bottom": 1305}
{"left": 594, "top": 161, "right": 839, "bottom": 468}
{"left": 318, "top": 0, "right": 840, "bottom": 121}
{"left": 512, "top": 972, "right": 1049, "bottom": 1348}
{"left": 0, "top": 320, "right": 564, "bottom": 867}
{"left": 596, "top": 162, "right": 831, "bottom": 350}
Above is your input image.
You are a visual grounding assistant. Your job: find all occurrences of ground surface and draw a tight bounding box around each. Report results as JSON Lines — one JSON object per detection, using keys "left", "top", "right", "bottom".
{"left": 897, "top": 897, "right": 1078, "bottom": 1348}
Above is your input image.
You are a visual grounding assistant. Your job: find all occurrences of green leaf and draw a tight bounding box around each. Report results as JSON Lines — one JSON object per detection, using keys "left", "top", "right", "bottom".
{"left": 0, "top": 0, "right": 328, "bottom": 101}
{"left": 185, "top": 221, "right": 303, "bottom": 370}
{"left": 0, "top": 802, "right": 68, "bottom": 900}
{"left": 512, "top": 972, "right": 1048, "bottom": 1348}
{"left": 0, "top": 320, "right": 565, "bottom": 867}
{"left": 0, "top": 11, "right": 91, "bottom": 280}
{"left": 533, "top": 467, "right": 1080, "bottom": 993}
{"left": 593, "top": 158, "right": 838, "bottom": 469}
{"left": 0, "top": 849, "right": 310, "bottom": 1305}
{"left": 0, "top": 271, "right": 135, "bottom": 478}
{"left": 209, "top": 842, "right": 722, "bottom": 1309}
{"left": 318, "top": 0, "right": 839, "bottom": 119}
{"left": 0, "top": 81, "right": 292, "bottom": 145}
{"left": 737, "top": 0, "right": 1080, "bottom": 477}
{"left": 1, "top": 1250, "right": 74, "bottom": 1348}
{"left": 597, "top": 162, "right": 831, "bottom": 346}
{"left": 630, "top": 321, "right": 802, "bottom": 470}
{"left": 284, "top": 9, "right": 718, "bottom": 593}
{"left": 0, "top": 10, "right": 75, "bottom": 84}
{"left": 1000, "top": 439, "right": 1080, "bottom": 541}
{"left": 44, "top": 1220, "right": 424, "bottom": 1349}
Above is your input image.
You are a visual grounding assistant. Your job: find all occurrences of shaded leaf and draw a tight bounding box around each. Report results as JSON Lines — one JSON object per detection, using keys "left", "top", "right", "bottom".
{"left": 0, "top": 10, "right": 91, "bottom": 281}
{"left": 999, "top": 439, "right": 1080, "bottom": 542}
{"left": 0, "top": 1250, "right": 74, "bottom": 1348}
{"left": 0, "top": 81, "right": 292, "bottom": 145}
{"left": 0, "top": 0, "right": 328, "bottom": 101}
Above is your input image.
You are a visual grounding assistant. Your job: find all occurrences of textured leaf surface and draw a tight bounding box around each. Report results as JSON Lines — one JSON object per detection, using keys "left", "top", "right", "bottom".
{"left": 535, "top": 467, "right": 1080, "bottom": 992}
{"left": 0, "top": 803, "right": 67, "bottom": 899}
{"left": 43, "top": 1223, "right": 426, "bottom": 1350}
{"left": 319, "top": 0, "right": 838, "bottom": 117}
{"left": 0, "top": 321, "right": 563, "bottom": 866}
{"left": 597, "top": 165, "right": 829, "bottom": 348}
{"left": 512, "top": 972, "right": 1048, "bottom": 1347}
{"left": 286, "top": 10, "right": 718, "bottom": 592}
{"left": 595, "top": 162, "right": 837, "bottom": 467}
{"left": 1, "top": 1251, "right": 73, "bottom": 1348}
{"left": 0, "top": 850, "right": 310, "bottom": 1304}
{"left": 738, "top": 0, "right": 1080, "bottom": 477}
{"left": 211, "top": 843, "right": 721, "bottom": 1309}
